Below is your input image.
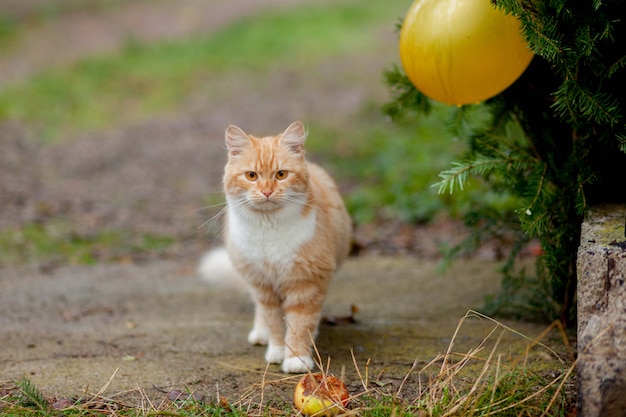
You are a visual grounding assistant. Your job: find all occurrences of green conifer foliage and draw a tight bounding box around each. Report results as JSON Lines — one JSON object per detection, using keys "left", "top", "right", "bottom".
{"left": 386, "top": 0, "right": 625, "bottom": 325}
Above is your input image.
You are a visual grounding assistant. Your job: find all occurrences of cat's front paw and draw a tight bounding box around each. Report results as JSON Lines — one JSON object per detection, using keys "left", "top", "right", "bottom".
{"left": 282, "top": 355, "right": 314, "bottom": 374}
{"left": 265, "top": 345, "right": 285, "bottom": 364}
{"left": 248, "top": 328, "right": 269, "bottom": 346}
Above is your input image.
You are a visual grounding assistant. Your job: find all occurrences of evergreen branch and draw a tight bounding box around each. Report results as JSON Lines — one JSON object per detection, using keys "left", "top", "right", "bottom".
{"left": 576, "top": 180, "right": 587, "bottom": 216}
{"left": 552, "top": 80, "right": 622, "bottom": 127}
{"left": 445, "top": 104, "right": 493, "bottom": 139}
{"left": 433, "top": 157, "right": 509, "bottom": 195}
{"left": 475, "top": 131, "right": 535, "bottom": 164}
{"left": 393, "top": 16, "right": 403, "bottom": 33}
{"left": 382, "top": 65, "right": 431, "bottom": 120}
{"left": 519, "top": 206, "right": 549, "bottom": 238}
{"left": 618, "top": 133, "right": 626, "bottom": 153}
{"left": 525, "top": 162, "right": 548, "bottom": 214}
{"left": 523, "top": 16, "right": 563, "bottom": 61}
{"left": 575, "top": 25, "right": 595, "bottom": 57}
{"left": 574, "top": 168, "right": 597, "bottom": 215}
{"left": 608, "top": 54, "right": 626, "bottom": 78}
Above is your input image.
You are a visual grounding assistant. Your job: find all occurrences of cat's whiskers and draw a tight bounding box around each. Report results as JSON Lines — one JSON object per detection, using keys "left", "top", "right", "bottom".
{"left": 196, "top": 200, "right": 227, "bottom": 211}
{"left": 283, "top": 193, "right": 317, "bottom": 215}
{"left": 196, "top": 191, "right": 229, "bottom": 231}
{"left": 198, "top": 195, "right": 252, "bottom": 231}
{"left": 202, "top": 192, "right": 315, "bottom": 229}
{"left": 282, "top": 199, "right": 308, "bottom": 216}
{"left": 198, "top": 205, "right": 228, "bottom": 231}
{"left": 196, "top": 201, "right": 228, "bottom": 218}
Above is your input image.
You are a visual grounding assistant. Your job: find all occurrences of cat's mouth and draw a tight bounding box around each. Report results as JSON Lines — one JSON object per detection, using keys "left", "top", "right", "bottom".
{"left": 250, "top": 198, "right": 282, "bottom": 212}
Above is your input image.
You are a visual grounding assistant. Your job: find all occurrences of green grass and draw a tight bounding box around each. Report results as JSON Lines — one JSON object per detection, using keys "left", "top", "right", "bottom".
{"left": 0, "top": 221, "right": 174, "bottom": 266}
{"left": 0, "top": 0, "right": 408, "bottom": 140}
{"left": 0, "top": 15, "right": 18, "bottom": 47}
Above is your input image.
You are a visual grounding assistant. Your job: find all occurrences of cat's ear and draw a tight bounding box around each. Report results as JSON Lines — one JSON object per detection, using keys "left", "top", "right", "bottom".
{"left": 280, "top": 121, "right": 307, "bottom": 155}
{"left": 225, "top": 125, "right": 251, "bottom": 157}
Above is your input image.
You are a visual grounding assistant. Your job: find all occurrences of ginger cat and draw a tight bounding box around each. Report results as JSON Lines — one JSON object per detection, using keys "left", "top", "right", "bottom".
{"left": 202, "top": 121, "right": 352, "bottom": 373}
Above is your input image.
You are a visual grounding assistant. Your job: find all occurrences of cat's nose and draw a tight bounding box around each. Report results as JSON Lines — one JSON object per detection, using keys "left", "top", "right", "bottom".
{"left": 262, "top": 190, "right": 273, "bottom": 198}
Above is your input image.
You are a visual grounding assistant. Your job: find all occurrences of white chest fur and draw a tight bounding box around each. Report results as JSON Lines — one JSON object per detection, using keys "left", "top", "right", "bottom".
{"left": 227, "top": 199, "right": 317, "bottom": 275}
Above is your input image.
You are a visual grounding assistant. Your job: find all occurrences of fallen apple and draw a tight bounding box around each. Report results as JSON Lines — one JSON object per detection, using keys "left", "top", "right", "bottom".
{"left": 293, "top": 373, "right": 349, "bottom": 416}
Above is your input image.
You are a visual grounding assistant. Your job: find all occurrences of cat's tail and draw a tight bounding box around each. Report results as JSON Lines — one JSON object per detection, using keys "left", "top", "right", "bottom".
{"left": 197, "top": 247, "right": 246, "bottom": 290}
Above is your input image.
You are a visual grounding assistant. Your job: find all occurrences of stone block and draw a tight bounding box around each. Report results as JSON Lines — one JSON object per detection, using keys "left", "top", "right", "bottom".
{"left": 577, "top": 204, "right": 626, "bottom": 417}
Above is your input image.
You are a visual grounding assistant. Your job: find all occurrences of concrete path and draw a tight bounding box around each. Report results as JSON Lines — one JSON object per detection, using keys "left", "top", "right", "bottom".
{"left": 0, "top": 256, "right": 555, "bottom": 405}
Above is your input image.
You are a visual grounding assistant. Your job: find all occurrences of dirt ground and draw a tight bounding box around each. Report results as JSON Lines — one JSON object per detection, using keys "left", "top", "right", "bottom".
{"left": 0, "top": 0, "right": 569, "bottom": 410}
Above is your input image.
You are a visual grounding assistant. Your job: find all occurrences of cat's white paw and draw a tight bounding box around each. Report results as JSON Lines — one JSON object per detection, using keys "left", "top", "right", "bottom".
{"left": 248, "top": 328, "right": 269, "bottom": 346}
{"left": 281, "top": 355, "right": 314, "bottom": 374}
{"left": 265, "top": 345, "right": 285, "bottom": 364}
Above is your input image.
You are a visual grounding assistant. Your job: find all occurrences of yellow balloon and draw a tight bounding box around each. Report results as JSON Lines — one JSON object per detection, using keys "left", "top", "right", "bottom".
{"left": 399, "top": 0, "right": 534, "bottom": 106}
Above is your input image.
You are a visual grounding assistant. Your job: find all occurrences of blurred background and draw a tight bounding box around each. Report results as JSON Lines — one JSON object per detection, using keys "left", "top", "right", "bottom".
{"left": 0, "top": 0, "right": 491, "bottom": 268}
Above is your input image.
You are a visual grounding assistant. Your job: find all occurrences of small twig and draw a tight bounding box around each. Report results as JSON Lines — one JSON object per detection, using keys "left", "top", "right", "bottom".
{"left": 350, "top": 348, "right": 368, "bottom": 392}
{"left": 83, "top": 368, "right": 119, "bottom": 408}
{"left": 396, "top": 357, "right": 421, "bottom": 399}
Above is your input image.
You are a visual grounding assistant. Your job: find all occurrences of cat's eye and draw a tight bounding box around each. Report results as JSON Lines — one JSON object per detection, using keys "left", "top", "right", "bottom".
{"left": 275, "top": 170, "right": 288, "bottom": 180}
{"left": 245, "top": 171, "right": 258, "bottom": 181}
